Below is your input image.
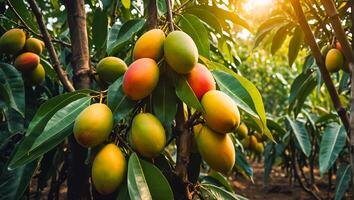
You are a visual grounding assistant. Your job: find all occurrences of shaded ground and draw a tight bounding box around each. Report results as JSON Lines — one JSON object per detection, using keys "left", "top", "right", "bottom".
{"left": 232, "top": 163, "right": 316, "bottom": 200}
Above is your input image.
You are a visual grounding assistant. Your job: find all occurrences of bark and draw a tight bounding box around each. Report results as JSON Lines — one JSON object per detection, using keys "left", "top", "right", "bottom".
{"left": 64, "top": 0, "right": 92, "bottom": 199}
{"left": 147, "top": 0, "right": 158, "bottom": 29}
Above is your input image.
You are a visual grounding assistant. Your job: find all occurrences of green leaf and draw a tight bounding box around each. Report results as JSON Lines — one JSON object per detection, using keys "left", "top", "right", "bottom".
{"left": 200, "top": 184, "right": 241, "bottom": 200}
{"left": 210, "top": 69, "right": 272, "bottom": 140}
{"left": 152, "top": 76, "right": 177, "bottom": 126}
{"left": 9, "top": 91, "right": 92, "bottom": 169}
{"left": 285, "top": 116, "right": 311, "bottom": 157}
{"left": 183, "top": 7, "right": 223, "bottom": 34}
{"left": 116, "top": 180, "right": 131, "bottom": 200}
{"left": 140, "top": 159, "right": 173, "bottom": 200}
{"left": 3, "top": 106, "right": 24, "bottom": 133}
{"left": 179, "top": 14, "right": 210, "bottom": 58}
{"left": 254, "top": 17, "right": 288, "bottom": 49}
{"left": 174, "top": 75, "right": 203, "bottom": 112}
{"left": 5, "top": 0, "right": 38, "bottom": 32}
{"left": 235, "top": 150, "right": 253, "bottom": 179}
{"left": 0, "top": 161, "right": 38, "bottom": 200}
{"left": 107, "top": 77, "right": 136, "bottom": 123}
{"left": 128, "top": 153, "right": 173, "bottom": 200}
{"left": 156, "top": 0, "right": 167, "bottom": 17}
{"left": 288, "top": 70, "right": 317, "bottom": 117}
{"left": 271, "top": 25, "right": 289, "bottom": 54}
{"left": 121, "top": 0, "right": 131, "bottom": 9}
{"left": 40, "top": 58, "right": 58, "bottom": 81}
{"left": 185, "top": 5, "right": 250, "bottom": 31}
{"left": 127, "top": 153, "right": 152, "bottom": 200}
{"left": 201, "top": 172, "right": 234, "bottom": 192}
{"left": 334, "top": 163, "right": 352, "bottom": 200}
{"left": 92, "top": 8, "right": 108, "bottom": 49}
{"left": 288, "top": 27, "right": 304, "bottom": 66}
{"left": 0, "top": 62, "right": 25, "bottom": 117}
{"left": 319, "top": 123, "right": 346, "bottom": 175}
{"left": 107, "top": 19, "right": 145, "bottom": 55}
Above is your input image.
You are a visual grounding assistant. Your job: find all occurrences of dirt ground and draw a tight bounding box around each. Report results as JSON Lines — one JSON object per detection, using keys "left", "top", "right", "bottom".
{"left": 232, "top": 163, "right": 318, "bottom": 200}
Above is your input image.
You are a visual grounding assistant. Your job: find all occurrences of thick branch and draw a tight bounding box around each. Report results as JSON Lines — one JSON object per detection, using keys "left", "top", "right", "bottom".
{"left": 289, "top": 0, "right": 349, "bottom": 132}
{"left": 64, "top": 0, "right": 91, "bottom": 199}
{"left": 27, "top": 0, "right": 75, "bottom": 92}
{"left": 147, "top": 0, "right": 157, "bottom": 29}
{"left": 165, "top": 0, "right": 174, "bottom": 31}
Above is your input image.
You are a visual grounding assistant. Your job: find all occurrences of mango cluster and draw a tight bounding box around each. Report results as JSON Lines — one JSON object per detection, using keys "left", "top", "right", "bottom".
{"left": 0, "top": 28, "right": 45, "bottom": 85}
{"left": 238, "top": 124, "right": 264, "bottom": 155}
{"left": 323, "top": 41, "right": 347, "bottom": 73}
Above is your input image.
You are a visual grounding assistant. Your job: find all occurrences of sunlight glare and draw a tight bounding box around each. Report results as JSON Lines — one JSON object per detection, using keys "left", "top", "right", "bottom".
{"left": 243, "top": 0, "right": 273, "bottom": 12}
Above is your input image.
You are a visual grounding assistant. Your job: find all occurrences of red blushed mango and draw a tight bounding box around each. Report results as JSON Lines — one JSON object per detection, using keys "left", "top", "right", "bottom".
{"left": 25, "top": 64, "right": 45, "bottom": 85}
{"left": 201, "top": 90, "right": 240, "bottom": 134}
{"left": 186, "top": 63, "right": 216, "bottom": 100}
{"left": 14, "top": 52, "right": 40, "bottom": 72}
{"left": 123, "top": 58, "right": 159, "bottom": 100}
{"left": 73, "top": 103, "right": 113, "bottom": 148}
{"left": 133, "top": 29, "right": 165, "bottom": 61}
{"left": 0, "top": 28, "right": 26, "bottom": 55}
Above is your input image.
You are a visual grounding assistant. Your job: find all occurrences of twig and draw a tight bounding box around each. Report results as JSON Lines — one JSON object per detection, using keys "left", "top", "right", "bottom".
{"left": 6, "top": 0, "right": 71, "bottom": 48}
{"left": 27, "top": 0, "right": 75, "bottom": 92}
{"left": 165, "top": 0, "right": 174, "bottom": 31}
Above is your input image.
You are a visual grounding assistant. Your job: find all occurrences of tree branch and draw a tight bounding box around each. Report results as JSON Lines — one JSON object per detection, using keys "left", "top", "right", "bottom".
{"left": 27, "top": 0, "right": 75, "bottom": 92}
{"left": 289, "top": 0, "right": 349, "bottom": 131}
{"left": 7, "top": 0, "right": 71, "bottom": 48}
{"left": 147, "top": 0, "right": 157, "bottom": 29}
{"left": 63, "top": 0, "right": 91, "bottom": 199}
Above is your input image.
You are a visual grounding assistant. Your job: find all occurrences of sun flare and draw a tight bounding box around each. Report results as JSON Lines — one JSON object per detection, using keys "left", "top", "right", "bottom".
{"left": 243, "top": 0, "right": 273, "bottom": 12}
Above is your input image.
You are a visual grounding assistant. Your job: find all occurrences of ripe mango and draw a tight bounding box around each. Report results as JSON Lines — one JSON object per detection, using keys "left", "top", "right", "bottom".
{"left": 92, "top": 144, "right": 126, "bottom": 195}
{"left": 0, "top": 28, "right": 26, "bottom": 55}
{"left": 194, "top": 124, "right": 235, "bottom": 174}
{"left": 335, "top": 41, "right": 343, "bottom": 53}
{"left": 325, "top": 49, "right": 343, "bottom": 73}
{"left": 123, "top": 58, "right": 159, "bottom": 100}
{"left": 14, "top": 52, "right": 40, "bottom": 72}
{"left": 249, "top": 135, "right": 258, "bottom": 152}
{"left": 254, "top": 142, "right": 264, "bottom": 154}
{"left": 201, "top": 90, "right": 240, "bottom": 133}
{"left": 133, "top": 29, "right": 165, "bottom": 60}
{"left": 25, "top": 38, "right": 44, "bottom": 55}
{"left": 164, "top": 31, "right": 198, "bottom": 74}
{"left": 73, "top": 103, "right": 113, "bottom": 148}
{"left": 131, "top": 113, "right": 166, "bottom": 158}
{"left": 236, "top": 123, "right": 248, "bottom": 140}
{"left": 25, "top": 64, "right": 45, "bottom": 85}
{"left": 96, "top": 57, "right": 127, "bottom": 84}
{"left": 186, "top": 63, "right": 216, "bottom": 100}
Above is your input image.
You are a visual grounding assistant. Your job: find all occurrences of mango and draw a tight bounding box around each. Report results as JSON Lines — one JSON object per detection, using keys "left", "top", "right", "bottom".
{"left": 186, "top": 63, "right": 216, "bottom": 100}
{"left": 241, "top": 136, "right": 250, "bottom": 149}
{"left": 0, "top": 28, "right": 26, "bottom": 55}
{"left": 96, "top": 57, "right": 127, "bottom": 84}
{"left": 164, "top": 31, "right": 198, "bottom": 74}
{"left": 194, "top": 124, "right": 235, "bottom": 174}
{"left": 92, "top": 144, "right": 126, "bottom": 195}
{"left": 335, "top": 41, "right": 343, "bottom": 53}
{"left": 133, "top": 29, "right": 165, "bottom": 60}
{"left": 14, "top": 52, "right": 40, "bottom": 72}
{"left": 325, "top": 49, "right": 343, "bottom": 73}
{"left": 25, "top": 64, "right": 45, "bottom": 85}
{"left": 320, "top": 44, "right": 331, "bottom": 56}
{"left": 73, "top": 103, "right": 113, "bottom": 148}
{"left": 131, "top": 113, "right": 166, "bottom": 158}
{"left": 236, "top": 123, "right": 248, "bottom": 140}
{"left": 123, "top": 58, "right": 159, "bottom": 100}
{"left": 201, "top": 90, "right": 240, "bottom": 133}
{"left": 249, "top": 135, "right": 258, "bottom": 152}
{"left": 25, "top": 38, "right": 44, "bottom": 55}
{"left": 254, "top": 142, "right": 264, "bottom": 154}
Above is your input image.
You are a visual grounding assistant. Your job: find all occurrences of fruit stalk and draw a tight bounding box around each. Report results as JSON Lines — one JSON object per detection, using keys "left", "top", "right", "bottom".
{"left": 320, "top": 0, "right": 354, "bottom": 193}
{"left": 289, "top": 0, "right": 349, "bottom": 131}
{"left": 63, "top": 0, "right": 92, "bottom": 199}
{"left": 27, "top": 0, "right": 75, "bottom": 92}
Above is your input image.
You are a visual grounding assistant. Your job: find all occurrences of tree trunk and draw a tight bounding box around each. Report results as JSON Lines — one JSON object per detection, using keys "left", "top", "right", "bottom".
{"left": 64, "top": 0, "right": 92, "bottom": 199}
